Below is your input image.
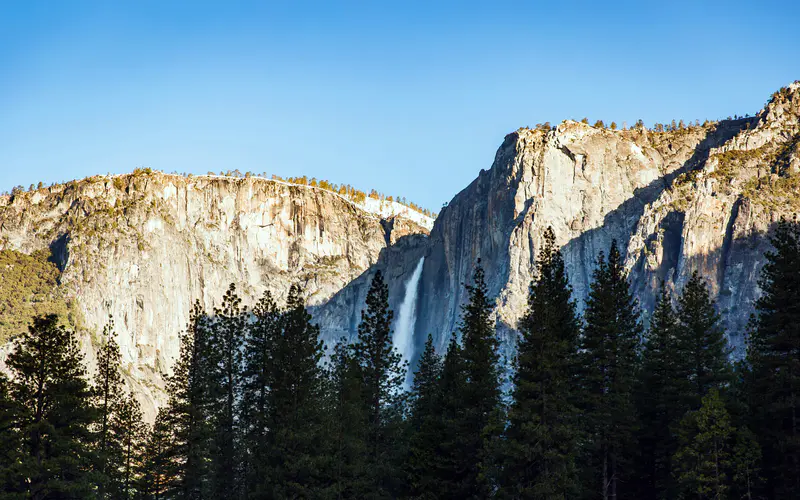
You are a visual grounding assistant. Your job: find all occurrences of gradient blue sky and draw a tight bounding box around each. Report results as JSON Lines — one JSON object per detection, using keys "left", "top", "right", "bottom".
{"left": 2, "top": 1, "right": 799, "bottom": 210}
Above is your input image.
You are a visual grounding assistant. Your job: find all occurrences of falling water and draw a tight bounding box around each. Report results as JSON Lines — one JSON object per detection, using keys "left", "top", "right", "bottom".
{"left": 393, "top": 256, "right": 425, "bottom": 386}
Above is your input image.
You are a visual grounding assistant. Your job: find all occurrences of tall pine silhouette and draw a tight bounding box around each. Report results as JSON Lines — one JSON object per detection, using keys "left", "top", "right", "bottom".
{"left": 4, "top": 314, "right": 97, "bottom": 498}
{"left": 637, "top": 286, "right": 687, "bottom": 499}
{"left": 263, "top": 284, "right": 329, "bottom": 497}
{"left": 500, "top": 227, "right": 581, "bottom": 499}
{"left": 677, "top": 271, "right": 731, "bottom": 406}
{"left": 207, "top": 284, "right": 246, "bottom": 499}
{"left": 746, "top": 217, "right": 800, "bottom": 497}
{"left": 440, "top": 261, "right": 503, "bottom": 498}
{"left": 239, "top": 289, "right": 280, "bottom": 497}
{"left": 579, "top": 241, "right": 642, "bottom": 500}
{"left": 352, "top": 270, "right": 407, "bottom": 498}
{"left": 406, "top": 334, "right": 443, "bottom": 498}
{"left": 163, "top": 301, "right": 215, "bottom": 499}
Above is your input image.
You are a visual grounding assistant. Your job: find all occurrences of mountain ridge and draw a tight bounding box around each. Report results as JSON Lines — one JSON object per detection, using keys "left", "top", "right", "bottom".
{"left": 1, "top": 81, "right": 799, "bottom": 420}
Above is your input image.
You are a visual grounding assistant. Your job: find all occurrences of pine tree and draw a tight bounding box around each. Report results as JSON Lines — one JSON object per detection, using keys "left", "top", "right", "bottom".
{"left": 746, "top": 217, "right": 800, "bottom": 497}
{"left": 436, "top": 332, "right": 469, "bottom": 498}
{"left": 443, "top": 261, "right": 503, "bottom": 498}
{"left": 4, "top": 314, "right": 97, "bottom": 499}
{"left": 637, "top": 286, "right": 689, "bottom": 499}
{"left": 93, "top": 317, "right": 127, "bottom": 498}
{"left": 677, "top": 271, "right": 731, "bottom": 406}
{"left": 263, "top": 284, "right": 329, "bottom": 498}
{"left": 207, "top": 284, "right": 246, "bottom": 499}
{"left": 110, "top": 394, "right": 148, "bottom": 499}
{"left": 138, "top": 408, "right": 174, "bottom": 500}
{"left": 673, "top": 389, "right": 733, "bottom": 499}
{"left": 731, "top": 426, "right": 762, "bottom": 500}
{"left": 0, "top": 372, "right": 21, "bottom": 494}
{"left": 352, "top": 270, "right": 407, "bottom": 497}
{"left": 406, "top": 334, "right": 443, "bottom": 498}
{"left": 500, "top": 227, "right": 581, "bottom": 499}
{"left": 328, "top": 339, "right": 369, "bottom": 498}
{"left": 239, "top": 290, "right": 280, "bottom": 498}
{"left": 164, "top": 301, "right": 214, "bottom": 499}
{"left": 579, "top": 241, "right": 642, "bottom": 500}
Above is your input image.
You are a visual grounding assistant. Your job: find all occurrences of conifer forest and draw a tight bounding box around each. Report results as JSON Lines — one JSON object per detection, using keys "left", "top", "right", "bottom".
{"left": 1, "top": 219, "right": 799, "bottom": 500}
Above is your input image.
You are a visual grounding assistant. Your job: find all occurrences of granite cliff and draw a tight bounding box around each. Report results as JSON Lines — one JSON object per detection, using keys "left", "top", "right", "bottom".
{"left": 318, "top": 82, "right": 800, "bottom": 363}
{"left": 2, "top": 82, "right": 799, "bottom": 418}
{"left": 0, "top": 174, "right": 431, "bottom": 418}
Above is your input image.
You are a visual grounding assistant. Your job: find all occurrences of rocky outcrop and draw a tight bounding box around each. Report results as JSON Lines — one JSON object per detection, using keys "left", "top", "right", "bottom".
{"left": 400, "top": 82, "right": 800, "bottom": 361}
{"left": 0, "top": 173, "right": 430, "bottom": 418}
{"left": 2, "top": 82, "right": 799, "bottom": 420}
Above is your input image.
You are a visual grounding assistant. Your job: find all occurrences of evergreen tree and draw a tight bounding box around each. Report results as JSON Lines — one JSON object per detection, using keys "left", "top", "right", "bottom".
{"left": 579, "top": 241, "right": 642, "bottom": 500}
{"left": 677, "top": 271, "right": 732, "bottom": 405}
{"left": 637, "top": 286, "right": 688, "bottom": 499}
{"left": 263, "top": 284, "right": 329, "bottom": 498}
{"left": 4, "top": 314, "right": 97, "bottom": 499}
{"left": 164, "top": 301, "right": 215, "bottom": 499}
{"left": 436, "top": 332, "right": 469, "bottom": 499}
{"left": 207, "top": 284, "right": 246, "bottom": 499}
{"left": 441, "top": 261, "right": 503, "bottom": 498}
{"left": 746, "top": 218, "right": 800, "bottom": 497}
{"left": 673, "top": 389, "right": 733, "bottom": 499}
{"left": 328, "top": 340, "right": 369, "bottom": 498}
{"left": 731, "top": 426, "right": 762, "bottom": 500}
{"left": 352, "top": 270, "right": 407, "bottom": 497}
{"left": 500, "top": 227, "right": 581, "bottom": 499}
{"left": 138, "top": 408, "right": 174, "bottom": 500}
{"left": 0, "top": 372, "right": 21, "bottom": 494}
{"left": 93, "top": 317, "right": 127, "bottom": 498}
{"left": 239, "top": 290, "right": 280, "bottom": 498}
{"left": 406, "top": 334, "right": 443, "bottom": 498}
{"left": 110, "top": 395, "right": 148, "bottom": 499}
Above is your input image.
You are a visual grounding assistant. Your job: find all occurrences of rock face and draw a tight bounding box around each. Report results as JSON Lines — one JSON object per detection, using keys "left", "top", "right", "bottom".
{"left": 0, "top": 173, "right": 430, "bottom": 418}
{"left": 398, "top": 82, "right": 800, "bottom": 361}
{"left": 2, "top": 82, "right": 799, "bottom": 419}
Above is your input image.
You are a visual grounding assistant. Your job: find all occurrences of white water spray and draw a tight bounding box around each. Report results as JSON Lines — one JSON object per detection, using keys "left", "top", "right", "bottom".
{"left": 394, "top": 256, "right": 425, "bottom": 385}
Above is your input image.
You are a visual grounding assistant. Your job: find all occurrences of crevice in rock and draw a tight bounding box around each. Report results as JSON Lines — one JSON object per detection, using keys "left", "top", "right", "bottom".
{"left": 718, "top": 197, "right": 742, "bottom": 291}
{"left": 380, "top": 217, "right": 394, "bottom": 247}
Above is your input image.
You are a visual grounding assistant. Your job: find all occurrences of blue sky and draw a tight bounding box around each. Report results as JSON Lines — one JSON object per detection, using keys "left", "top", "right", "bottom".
{"left": 1, "top": 1, "right": 798, "bottom": 210}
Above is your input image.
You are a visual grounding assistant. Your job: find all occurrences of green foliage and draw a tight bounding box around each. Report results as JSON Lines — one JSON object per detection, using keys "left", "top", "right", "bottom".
{"left": 351, "top": 270, "right": 408, "bottom": 497}
{"left": 435, "top": 332, "right": 470, "bottom": 497}
{"left": 449, "top": 262, "right": 504, "bottom": 498}
{"left": 746, "top": 218, "right": 800, "bottom": 497}
{"left": 578, "top": 241, "right": 642, "bottom": 499}
{"left": 261, "top": 284, "right": 329, "bottom": 497}
{"left": 137, "top": 408, "right": 174, "bottom": 499}
{"left": 0, "top": 249, "right": 77, "bottom": 343}
{"left": 239, "top": 289, "right": 280, "bottom": 497}
{"left": 406, "top": 334, "right": 444, "bottom": 498}
{"left": 92, "top": 317, "right": 128, "bottom": 498}
{"left": 637, "top": 286, "right": 688, "bottom": 499}
{"left": 3, "top": 315, "right": 97, "bottom": 498}
{"left": 329, "top": 340, "right": 370, "bottom": 498}
{"left": 500, "top": 227, "right": 582, "bottom": 499}
{"left": 677, "top": 272, "right": 732, "bottom": 404}
{"left": 163, "top": 301, "right": 215, "bottom": 498}
{"left": 207, "top": 284, "right": 246, "bottom": 499}
{"left": 673, "top": 389, "right": 734, "bottom": 499}
{"left": 109, "top": 395, "right": 148, "bottom": 499}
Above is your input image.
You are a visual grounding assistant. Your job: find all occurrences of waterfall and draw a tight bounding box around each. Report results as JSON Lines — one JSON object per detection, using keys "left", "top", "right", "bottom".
{"left": 393, "top": 256, "right": 425, "bottom": 386}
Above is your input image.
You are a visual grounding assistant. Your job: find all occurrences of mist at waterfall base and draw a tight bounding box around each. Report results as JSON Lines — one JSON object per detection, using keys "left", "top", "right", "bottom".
{"left": 393, "top": 257, "right": 425, "bottom": 389}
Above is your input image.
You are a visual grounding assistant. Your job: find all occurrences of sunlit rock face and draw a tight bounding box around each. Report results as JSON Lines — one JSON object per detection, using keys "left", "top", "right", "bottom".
{"left": 0, "top": 173, "right": 430, "bottom": 419}
{"left": 406, "top": 83, "right": 800, "bottom": 361}
{"left": 2, "top": 82, "right": 798, "bottom": 420}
